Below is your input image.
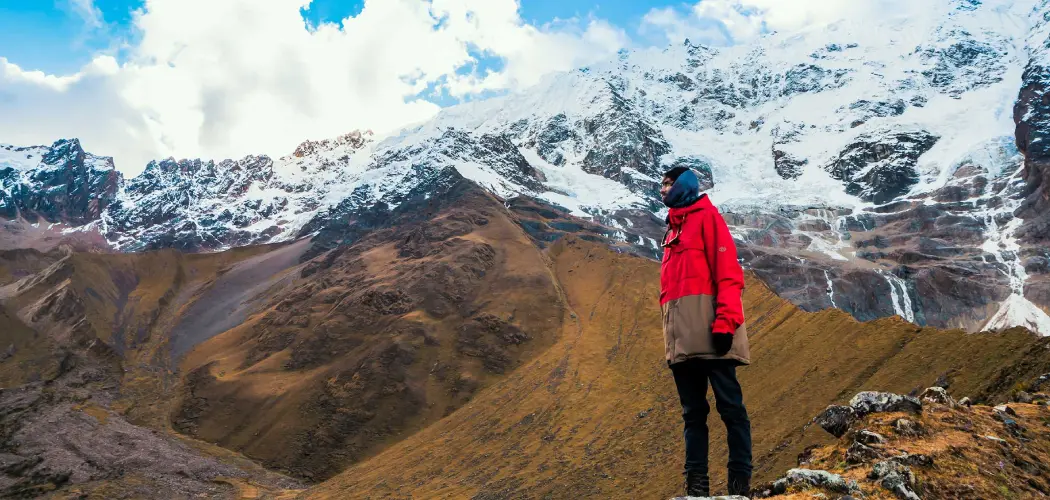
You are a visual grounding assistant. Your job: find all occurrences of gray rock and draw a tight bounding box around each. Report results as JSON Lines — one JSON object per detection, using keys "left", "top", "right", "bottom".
{"left": 669, "top": 496, "right": 749, "bottom": 500}
{"left": 850, "top": 392, "right": 923, "bottom": 416}
{"left": 993, "top": 406, "right": 1026, "bottom": 436}
{"left": 815, "top": 405, "right": 856, "bottom": 438}
{"left": 1031, "top": 373, "right": 1050, "bottom": 392}
{"left": 958, "top": 397, "right": 973, "bottom": 407}
{"left": 920, "top": 386, "right": 956, "bottom": 407}
{"left": 892, "top": 418, "right": 923, "bottom": 436}
{"left": 776, "top": 468, "right": 859, "bottom": 494}
{"left": 855, "top": 430, "right": 887, "bottom": 445}
{"left": 870, "top": 460, "right": 920, "bottom": 500}
{"left": 1015, "top": 391, "right": 1034, "bottom": 404}
{"left": 894, "top": 453, "right": 934, "bottom": 467}
{"left": 994, "top": 404, "right": 1017, "bottom": 416}
{"left": 846, "top": 441, "right": 880, "bottom": 464}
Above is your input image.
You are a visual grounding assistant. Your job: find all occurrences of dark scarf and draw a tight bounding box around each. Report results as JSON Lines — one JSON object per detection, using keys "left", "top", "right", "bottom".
{"left": 662, "top": 168, "right": 701, "bottom": 209}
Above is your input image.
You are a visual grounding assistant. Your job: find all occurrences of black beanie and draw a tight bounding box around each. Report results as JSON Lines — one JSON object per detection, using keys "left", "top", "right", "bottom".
{"left": 663, "top": 166, "right": 690, "bottom": 182}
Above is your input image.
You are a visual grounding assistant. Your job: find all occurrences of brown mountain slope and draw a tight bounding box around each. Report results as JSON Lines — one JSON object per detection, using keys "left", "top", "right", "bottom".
{"left": 0, "top": 242, "right": 304, "bottom": 497}
{"left": 306, "top": 237, "right": 1050, "bottom": 499}
{"left": 173, "top": 179, "right": 568, "bottom": 481}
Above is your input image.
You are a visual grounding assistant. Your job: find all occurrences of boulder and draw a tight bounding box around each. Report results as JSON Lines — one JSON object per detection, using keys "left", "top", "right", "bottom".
{"left": 920, "top": 387, "right": 956, "bottom": 407}
{"left": 994, "top": 404, "right": 1017, "bottom": 416}
{"left": 869, "top": 460, "right": 920, "bottom": 500}
{"left": 892, "top": 418, "right": 923, "bottom": 436}
{"left": 669, "top": 496, "right": 748, "bottom": 500}
{"left": 849, "top": 392, "right": 922, "bottom": 416}
{"left": 854, "top": 430, "right": 886, "bottom": 445}
{"left": 1014, "top": 391, "right": 1034, "bottom": 404}
{"left": 846, "top": 441, "right": 880, "bottom": 464}
{"left": 815, "top": 405, "right": 856, "bottom": 438}
{"left": 958, "top": 397, "right": 973, "bottom": 407}
{"left": 771, "top": 469, "right": 860, "bottom": 495}
{"left": 993, "top": 406, "right": 1026, "bottom": 436}
{"left": 893, "top": 453, "right": 934, "bottom": 467}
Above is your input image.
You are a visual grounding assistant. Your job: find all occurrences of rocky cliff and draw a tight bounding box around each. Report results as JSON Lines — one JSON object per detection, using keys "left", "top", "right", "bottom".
{"left": 0, "top": 139, "right": 119, "bottom": 225}
{"left": 3, "top": 1, "right": 1050, "bottom": 337}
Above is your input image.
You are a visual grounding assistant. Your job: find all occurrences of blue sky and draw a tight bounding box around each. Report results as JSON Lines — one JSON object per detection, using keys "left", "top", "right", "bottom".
{"left": 0, "top": 0, "right": 680, "bottom": 76}
{"left": 2, "top": 0, "right": 754, "bottom": 171}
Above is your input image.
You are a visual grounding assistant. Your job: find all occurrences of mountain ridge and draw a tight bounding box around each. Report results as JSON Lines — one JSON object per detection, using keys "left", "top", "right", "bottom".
{"left": 2, "top": 0, "right": 1049, "bottom": 337}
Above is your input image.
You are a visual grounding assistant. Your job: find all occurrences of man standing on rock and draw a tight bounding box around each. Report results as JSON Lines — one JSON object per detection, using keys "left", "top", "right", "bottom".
{"left": 659, "top": 166, "right": 752, "bottom": 497}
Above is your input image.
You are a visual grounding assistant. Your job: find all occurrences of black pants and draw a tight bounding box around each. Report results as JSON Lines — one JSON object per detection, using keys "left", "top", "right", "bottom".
{"left": 670, "top": 359, "right": 752, "bottom": 477}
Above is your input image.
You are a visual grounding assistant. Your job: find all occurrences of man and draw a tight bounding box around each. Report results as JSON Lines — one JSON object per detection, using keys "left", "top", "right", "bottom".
{"left": 659, "top": 166, "right": 752, "bottom": 497}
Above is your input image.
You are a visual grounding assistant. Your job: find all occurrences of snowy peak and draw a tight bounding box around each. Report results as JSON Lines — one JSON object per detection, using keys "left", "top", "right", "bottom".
{"left": 102, "top": 129, "right": 377, "bottom": 252}
{"left": 292, "top": 129, "right": 374, "bottom": 159}
{"left": 0, "top": 138, "right": 120, "bottom": 225}
{"left": 3, "top": 1, "right": 1050, "bottom": 336}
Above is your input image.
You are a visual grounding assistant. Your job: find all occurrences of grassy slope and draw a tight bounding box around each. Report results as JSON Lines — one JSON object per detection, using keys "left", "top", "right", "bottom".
{"left": 174, "top": 185, "right": 568, "bottom": 481}
{"left": 306, "top": 237, "right": 1050, "bottom": 499}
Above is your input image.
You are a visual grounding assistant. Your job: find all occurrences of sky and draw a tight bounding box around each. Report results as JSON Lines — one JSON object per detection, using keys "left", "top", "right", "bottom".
{"left": 0, "top": 0, "right": 846, "bottom": 174}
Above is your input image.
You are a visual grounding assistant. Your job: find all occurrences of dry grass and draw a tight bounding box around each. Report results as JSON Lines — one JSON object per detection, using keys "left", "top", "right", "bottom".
{"left": 776, "top": 401, "right": 1050, "bottom": 498}
{"left": 3, "top": 189, "right": 1050, "bottom": 499}
{"left": 304, "top": 236, "right": 1050, "bottom": 499}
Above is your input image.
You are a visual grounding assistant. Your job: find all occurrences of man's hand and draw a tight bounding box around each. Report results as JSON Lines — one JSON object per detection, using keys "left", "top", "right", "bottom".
{"left": 712, "top": 333, "right": 733, "bottom": 356}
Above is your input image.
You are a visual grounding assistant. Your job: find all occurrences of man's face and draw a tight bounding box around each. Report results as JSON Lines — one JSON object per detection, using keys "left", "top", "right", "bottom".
{"left": 660, "top": 176, "right": 674, "bottom": 198}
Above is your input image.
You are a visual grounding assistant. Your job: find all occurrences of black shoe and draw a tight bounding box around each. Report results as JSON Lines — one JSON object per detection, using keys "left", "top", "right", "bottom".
{"left": 685, "top": 470, "right": 710, "bottom": 497}
{"left": 727, "top": 473, "right": 751, "bottom": 496}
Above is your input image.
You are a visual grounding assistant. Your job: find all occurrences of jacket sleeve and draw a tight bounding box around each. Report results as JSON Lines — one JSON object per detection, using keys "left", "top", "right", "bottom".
{"left": 701, "top": 210, "right": 746, "bottom": 334}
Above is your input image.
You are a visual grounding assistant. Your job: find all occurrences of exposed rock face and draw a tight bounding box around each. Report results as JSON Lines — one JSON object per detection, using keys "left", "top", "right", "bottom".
{"left": 579, "top": 89, "right": 672, "bottom": 197}
{"left": 1013, "top": 0, "right": 1050, "bottom": 313}
{"left": 825, "top": 130, "right": 939, "bottom": 204}
{"left": 102, "top": 130, "right": 376, "bottom": 252}
{"left": 5, "top": 1, "right": 1050, "bottom": 337}
{"left": 106, "top": 155, "right": 278, "bottom": 251}
{"left": 921, "top": 29, "right": 1008, "bottom": 98}
{"left": 0, "top": 139, "right": 120, "bottom": 225}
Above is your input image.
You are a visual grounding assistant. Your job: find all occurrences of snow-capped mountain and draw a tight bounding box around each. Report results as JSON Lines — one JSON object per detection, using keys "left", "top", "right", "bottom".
{"left": 2, "top": 0, "right": 1049, "bottom": 335}
{"left": 103, "top": 131, "right": 375, "bottom": 251}
{"left": 0, "top": 139, "right": 120, "bottom": 225}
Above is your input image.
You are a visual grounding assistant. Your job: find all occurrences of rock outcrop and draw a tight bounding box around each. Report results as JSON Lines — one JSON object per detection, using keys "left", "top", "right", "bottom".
{"left": 0, "top": 139, "right": 120, "bottom": 225}
{"left": 759, "top": 386, "right": 1050, "bottom": 498}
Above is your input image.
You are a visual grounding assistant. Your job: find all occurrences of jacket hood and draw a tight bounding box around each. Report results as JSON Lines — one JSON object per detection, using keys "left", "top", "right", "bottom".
{"left": 662, "top": 168, "right": 703, "bottom": 209}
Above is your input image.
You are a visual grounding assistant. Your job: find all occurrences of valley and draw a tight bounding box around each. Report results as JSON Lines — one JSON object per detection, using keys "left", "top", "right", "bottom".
{"left": 2, "top": 200, "right": 1049, "bottom": 497}
{"left": 0, "top": 0, "right": 1049, "bottom": 498}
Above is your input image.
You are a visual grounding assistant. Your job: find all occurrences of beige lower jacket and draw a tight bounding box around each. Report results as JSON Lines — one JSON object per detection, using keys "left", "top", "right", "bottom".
{"left": 661, "top": 293, "right": 750, "bottom": 365}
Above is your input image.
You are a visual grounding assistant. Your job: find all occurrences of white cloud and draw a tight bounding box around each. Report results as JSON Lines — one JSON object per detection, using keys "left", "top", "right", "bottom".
{"left": 0, "top": 0, "right": 627, "bottom": 174}
{"left": 68, "top": 0, "right": 105, "bottom": 29}
{"left": 642, "top": 0, "right": 918, "bottom": 46}
{"left": 640, "top": 6, "right": 732, "bottom": 46}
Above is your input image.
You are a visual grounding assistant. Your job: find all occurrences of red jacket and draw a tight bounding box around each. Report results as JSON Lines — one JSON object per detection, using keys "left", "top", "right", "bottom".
{"left": 660, "top": 194, "right": 749, "bottom": 365}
